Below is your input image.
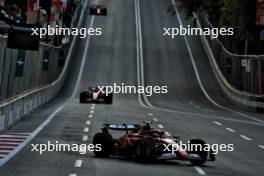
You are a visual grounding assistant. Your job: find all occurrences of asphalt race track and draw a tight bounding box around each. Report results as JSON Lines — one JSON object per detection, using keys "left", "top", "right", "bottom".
{"left": 0, "top": 0, "right": 263, "bottom": 175}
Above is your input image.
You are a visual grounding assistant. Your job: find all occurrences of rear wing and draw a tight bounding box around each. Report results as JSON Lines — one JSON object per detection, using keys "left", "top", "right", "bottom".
{"left": 104, "top": 124, "right": 141, "bottom": 131}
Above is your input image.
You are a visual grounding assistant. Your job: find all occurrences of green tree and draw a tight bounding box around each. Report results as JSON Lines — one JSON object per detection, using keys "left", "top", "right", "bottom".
{"left": 175, "top": 0, "right": 203, "bottom": 17}
{"left": 219, "top": 0, "right": 257, "bottom": 53}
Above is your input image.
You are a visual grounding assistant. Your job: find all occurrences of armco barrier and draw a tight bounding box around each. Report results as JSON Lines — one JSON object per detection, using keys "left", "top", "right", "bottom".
{"left": 0, "top": 0, "right": 88, "bottom": 131}
{"left": 196, "top": 12, "right": 264, "bottom": 112}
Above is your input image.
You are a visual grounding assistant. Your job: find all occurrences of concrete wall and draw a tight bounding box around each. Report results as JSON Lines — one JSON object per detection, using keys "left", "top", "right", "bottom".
{"left": 0, "top": 0, "right": 88, "bottom": 131}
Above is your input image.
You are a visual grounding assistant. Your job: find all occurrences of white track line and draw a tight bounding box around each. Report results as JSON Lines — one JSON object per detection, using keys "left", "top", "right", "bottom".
{"left": 71, "top": 7, "right": 96, "bottom": 98}
{"left": 158, "top": 124, "right": 164, "bottom": 129}
{"left": 0, "top": 134, "right": 29, "bottom": 137}
{"left": 69, "top": 174, "right": 77, "bottom": 176}
{"left": 88, "top": 114, "right": 93, "bottom": 118}
{"left": 83, "top": 127, "right": 89, "bottom": 133}
{"left": 213, "top": 121, "right": 222, "bottom": 126}
{"left": 82, "top": 135, "right": 88, "bottom": 142}
{"left": 90, "top": 110, "right": 94, "bottom": 114}
{"left": 152, "top": 118, "right": 158, "bottom": 122}
{"left": 165, "top": 131, "right": 171, "bottom": 137}
{"left": 135, "top": 0, "right": 148, "bottom": 108}
{"left": 74, "top": 160, "right": 83, "bottom": 168}
{"left": 86, "top": 120, "right": 91, "bottom": 125}
{"left": 226, "top": 128, "right": 235, "bottom": 133}
{"left": 193, "top": 166, "right": 206, "bottom": 175}
{"left": 259, "top": 145, "right": 264, "bottom": 150}
{"left": 91, "top": 106, "right": 95, "bottom": 110}
{"left": 240, "top": 135, "right": 252, "bottom": 141}
{"left": 148, "top": 113, "right": 154, "bottom": 117}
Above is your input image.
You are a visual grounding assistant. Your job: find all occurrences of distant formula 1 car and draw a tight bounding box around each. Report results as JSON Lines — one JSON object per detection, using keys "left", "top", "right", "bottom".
{"left": 90, "top": 5, "right": 107, "bottom": 16}
{"left": 93, "top": 122, "right": 215, "bottom": 165}
{"left": 79, "top": 87, "right": 113, "bottom": 104}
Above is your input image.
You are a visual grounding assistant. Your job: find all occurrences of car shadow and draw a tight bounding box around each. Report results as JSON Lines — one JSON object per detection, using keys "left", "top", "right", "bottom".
{"left": 91, "top": 155, "right": 215, "bottom": 168}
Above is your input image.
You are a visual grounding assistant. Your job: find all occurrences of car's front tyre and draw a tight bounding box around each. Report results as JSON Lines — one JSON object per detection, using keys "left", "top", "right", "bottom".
{"left": 136, "top": 137, "right": 155, "bottom": 160}
{"left": 188, "top": 139, "right": 208, "bottom": 165}
{"left": 93, "top": 132, "right": 114, "bottom": 157}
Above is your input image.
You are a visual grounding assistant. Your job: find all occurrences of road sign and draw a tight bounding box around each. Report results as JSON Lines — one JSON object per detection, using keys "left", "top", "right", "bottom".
{"left": 15, "top": 50, "right": 26, "bottom": 77}
{"left": 241, "top": 59, "right": 251, "bottom": 73}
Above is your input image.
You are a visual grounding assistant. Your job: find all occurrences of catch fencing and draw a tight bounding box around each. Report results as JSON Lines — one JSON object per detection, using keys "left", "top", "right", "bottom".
{"left": 198, "top": 12, "right": 264, "bottom": 95}
{"left": 197, "top": 12, "right": 264, "bottom": 112}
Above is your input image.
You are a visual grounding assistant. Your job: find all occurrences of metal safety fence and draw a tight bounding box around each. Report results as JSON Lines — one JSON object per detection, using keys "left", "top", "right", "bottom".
{"left": 196, "top": 12, "right": 264, "bottom": 111}
{"left": 197, "top": 12, "right": 264, "bottom": 95}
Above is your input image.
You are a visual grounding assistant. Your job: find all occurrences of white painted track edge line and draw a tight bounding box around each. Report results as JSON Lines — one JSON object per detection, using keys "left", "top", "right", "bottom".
{"left": 193, "top": 166, "right": 206, "bottom": 175}
{"left": 258, "top": 145, "right": 264, "bottom": 149}
{"left": 240, "top": 135, "right": 252, "bottom": 141}
{"left": 74, "top": 159, "right": 83, "bottom": 168}
{"left": 71, "top": 14, "right": 96, "bottom": 98}
{"left": 226, "top": 128, "right": 235, "bottom": 132}
{"left": 69, "top": 174, "right": 77, "bottom": 176}
{"left": 134, "top": 0, "right": 147, "bottom": 108}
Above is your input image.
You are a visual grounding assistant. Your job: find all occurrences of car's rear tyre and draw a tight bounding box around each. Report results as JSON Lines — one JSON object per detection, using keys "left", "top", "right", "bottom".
{"left": 105, "top": 93, "right": 113, "bottom": 104}
{"left": 102, "top": 8, "right": 107, "bottom": 16}
{"left": 136, "top": 137, "right": 155, "bottom": 160}
{"left": 79, "top": 94, "right": 86, "bottom": 103}
{"left": 80, "top": 93, "right": 91, "bottom": 104}
{"left": 188, "top": 139, "right": 208, "bottom": 166}
{"left": 89, "top": 7, "right": 95, "bottom": 15}
{"left": 93, "top": 132, "right": 113, "bottom": 157}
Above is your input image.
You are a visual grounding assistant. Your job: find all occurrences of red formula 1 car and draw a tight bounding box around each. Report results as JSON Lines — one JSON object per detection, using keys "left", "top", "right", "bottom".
{"left": 93, "top": 122, "right": 215, "bottom": 165}
{"left": 79, "top": 87, "right": 113, "bottom": 104}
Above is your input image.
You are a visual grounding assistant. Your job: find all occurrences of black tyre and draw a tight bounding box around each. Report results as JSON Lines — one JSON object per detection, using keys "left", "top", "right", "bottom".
{"left": 89, "top": 7, "right": 95, "bottom": 15}
{"left": 105, "top": 93, "right": 113, "bottom": 104}
{"left": 79, "top": 94, "right": 86, "bottom": 103}
{"left": 188, "top": 139, "right": 208, "bottom": 165}
{"left": 102, "top": 8, "right": 107, "bottom": 16}
{"left": 136, "top": 137, "right": 155, "bottom": 160}
{"left": 93, "top": 132, "right": 114, "bottom": 157}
